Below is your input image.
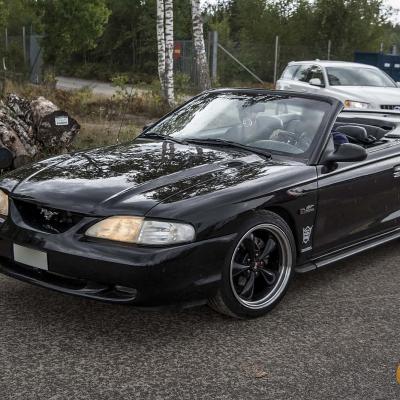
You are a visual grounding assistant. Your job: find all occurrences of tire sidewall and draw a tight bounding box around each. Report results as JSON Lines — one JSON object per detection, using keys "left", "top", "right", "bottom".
{"left": 218, "top": 210, "right": 296, "bottom": 319}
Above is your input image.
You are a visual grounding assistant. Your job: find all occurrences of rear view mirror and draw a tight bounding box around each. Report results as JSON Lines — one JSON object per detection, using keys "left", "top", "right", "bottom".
{"left": 0, "top": 148, "right": 13, "bottom": 169}
{"left": 309, "top": 78, "right": 325, "bottom": 87}
{"left": 323, "top": 143, "right": 367, "bottom": 164}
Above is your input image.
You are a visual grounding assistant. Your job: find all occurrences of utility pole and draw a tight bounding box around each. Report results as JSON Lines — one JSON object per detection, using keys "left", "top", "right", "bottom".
{"left": 212, "top": 31, "right": 218, "bottom": 83}
{"left": 273, "top": 35, "right": 279, "bottom": 86}
{"left": 327, "top": 40, "right": 332, "bottom": 60}
{"left": 22, "top": 26, "right": 27, "bottom": 64}
{"left": 5, "top": 28, "right": 8, "bottom": 52}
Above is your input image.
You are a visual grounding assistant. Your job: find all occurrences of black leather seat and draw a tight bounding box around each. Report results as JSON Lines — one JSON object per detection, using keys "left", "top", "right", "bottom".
{"left": 255, "top": 116, "right": 283, "bottom": 139}
{"left": 335, "top": 125, "right": 371, "bottom": 144}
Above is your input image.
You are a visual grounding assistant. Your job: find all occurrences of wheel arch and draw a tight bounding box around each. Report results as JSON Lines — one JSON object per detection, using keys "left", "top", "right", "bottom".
{"left": 263, "top": 205, "right": 298, "bottom": 252}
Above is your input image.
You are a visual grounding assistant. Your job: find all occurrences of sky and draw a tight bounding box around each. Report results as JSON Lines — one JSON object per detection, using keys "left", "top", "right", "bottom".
{"left": 201, "top": 0, "right": 400, "bottom": 23}
{"left": 387, "top": 0, "right": 400, "bottom": 23}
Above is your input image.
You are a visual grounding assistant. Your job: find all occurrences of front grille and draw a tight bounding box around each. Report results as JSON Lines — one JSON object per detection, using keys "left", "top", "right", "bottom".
{"left": 381, "top": 105, "right": 400, "bottom": 110}
{"left": 13, "top": 200, "right": 83, "bottom": 234}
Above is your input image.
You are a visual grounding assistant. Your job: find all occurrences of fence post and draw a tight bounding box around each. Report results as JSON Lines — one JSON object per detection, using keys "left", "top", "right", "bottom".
{"left": 273, "top": 35, "right": 279, "bottom": 86}
{"left": 4, "top": 28, "right": 8, "bottom": 52}
{"left": 212, "top": 31, "right": 218, "bottom": 83}
{"left": 22, "top": 26, "right": 27, "bottom": 64}
{"left": 327, "top": 40, "right": 332, "bottom": 60}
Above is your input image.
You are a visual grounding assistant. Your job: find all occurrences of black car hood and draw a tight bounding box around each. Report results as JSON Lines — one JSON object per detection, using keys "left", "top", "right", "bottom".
{"left": 3, "top": 139, "right": 290, "bottom": 216}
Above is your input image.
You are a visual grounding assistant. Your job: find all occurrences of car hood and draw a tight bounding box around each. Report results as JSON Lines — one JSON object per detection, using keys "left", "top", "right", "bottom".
{"left": 2, "top": 139, "right": 291, "bottom": 216}
{"left": 331, "top": 86, "right": 400, "bottom": 106}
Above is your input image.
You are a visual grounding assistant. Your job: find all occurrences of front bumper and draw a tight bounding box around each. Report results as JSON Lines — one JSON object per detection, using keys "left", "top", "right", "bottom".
{"left": 0, "top": 209, "right": 235, "bottom": 307}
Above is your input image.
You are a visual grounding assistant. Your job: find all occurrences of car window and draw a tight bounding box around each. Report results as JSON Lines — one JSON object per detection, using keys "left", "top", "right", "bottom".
{"left": 326, "top": 67, "right": 396, "bottom": 87}
{"left": 293, "top": 65, "right": 312, "bottom": 82}
{"left": 281, "top": 65, "right": 299, "bottom": 80}
{"left": 309, "top": 65, "right": 324, "bottom": 84}
{"left": 143, "top": 92, "right": 332, "bottom": 160}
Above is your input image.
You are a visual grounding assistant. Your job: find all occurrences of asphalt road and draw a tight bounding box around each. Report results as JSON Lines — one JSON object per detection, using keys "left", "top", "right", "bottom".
{"left": 55, "top": 76, "right": 145, "bottom": 98}
{"left": 1, "top": 241, "right": 400, "bottom": 399}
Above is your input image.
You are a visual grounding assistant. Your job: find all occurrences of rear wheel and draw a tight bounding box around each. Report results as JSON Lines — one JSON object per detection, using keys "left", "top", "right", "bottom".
{"left": 209, "top": 211, "right": 295, "bottom": 319}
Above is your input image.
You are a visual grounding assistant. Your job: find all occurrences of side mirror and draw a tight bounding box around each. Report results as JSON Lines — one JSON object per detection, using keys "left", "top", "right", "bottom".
{"left": 0, "top": 148, "right": 13, "bottom": 169}
{"left": 309, "top": 78, "right": 325, "bottom": 88}
{"left": 323, "top": 143, "right": 367, "bottom": 164}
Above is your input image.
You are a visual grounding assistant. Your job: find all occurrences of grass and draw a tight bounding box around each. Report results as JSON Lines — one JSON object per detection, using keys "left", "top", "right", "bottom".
{"left": 74, "top": 119, "right": 145, "bottom": 150}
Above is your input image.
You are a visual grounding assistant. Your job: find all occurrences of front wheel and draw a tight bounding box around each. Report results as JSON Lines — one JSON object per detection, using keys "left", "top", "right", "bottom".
{"left": 209, "top": 211, "right": 295, "bottom": 319}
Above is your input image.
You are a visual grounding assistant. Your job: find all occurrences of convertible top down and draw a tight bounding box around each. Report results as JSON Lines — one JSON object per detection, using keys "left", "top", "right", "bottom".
{"left": 0, "top": 89, "right": 399, "bottom": 318}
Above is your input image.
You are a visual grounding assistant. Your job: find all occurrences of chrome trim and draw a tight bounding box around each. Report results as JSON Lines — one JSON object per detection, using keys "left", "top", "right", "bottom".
{"left": 230, "top": 224, "right": 292, "bottom": 310}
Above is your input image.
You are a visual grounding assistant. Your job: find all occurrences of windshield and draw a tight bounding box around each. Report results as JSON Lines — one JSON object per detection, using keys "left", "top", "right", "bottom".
{"left": 142, "top": 92, "right": 331, "bottom": 159}
{"left": 326, "top": 67, "right": 396, "bottom": 87}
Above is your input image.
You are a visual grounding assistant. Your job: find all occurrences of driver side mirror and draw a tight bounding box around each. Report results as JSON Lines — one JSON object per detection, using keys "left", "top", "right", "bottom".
{"left": 309, "top": 78, "right": 325, "bottom": 88}
{"left": 323, "top": 143, "right": 367, "bottom": 164}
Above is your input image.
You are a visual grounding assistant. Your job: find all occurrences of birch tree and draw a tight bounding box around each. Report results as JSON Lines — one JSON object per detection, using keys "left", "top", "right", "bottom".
{"left": 164, "top": 0, "right": 175, "bottom": 106}
{"left": 156, "top": 0, "right": 175, "bottom": 107}
{"left": 191, "top": 0, "right": 211, "bottom": 91}
{"left": 156, "top": 0, "right": 166, "bottom": 95}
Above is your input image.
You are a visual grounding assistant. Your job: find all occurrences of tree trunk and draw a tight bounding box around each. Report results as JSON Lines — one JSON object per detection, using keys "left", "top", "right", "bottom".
{"left": 156, "top": 0, "right": 166, "bottom": 96}
{"left": 0, "top": 94, "right": 80, "bottom": 169}
{"left": 164, "top": 0, "right": 175, "bottom": 107}
{"left": 191, "top": 0, "right": 211, "bottom": 91}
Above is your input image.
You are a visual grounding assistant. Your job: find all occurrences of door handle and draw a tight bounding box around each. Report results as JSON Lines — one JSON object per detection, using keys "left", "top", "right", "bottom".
{"left": 393, "top": 165, "right": 400, "bottom": 178}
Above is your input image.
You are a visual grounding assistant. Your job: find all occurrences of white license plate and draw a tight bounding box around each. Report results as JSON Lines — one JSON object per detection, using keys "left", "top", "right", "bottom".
{"left": 13, "top": 244, "right": 48, "bottom": 271}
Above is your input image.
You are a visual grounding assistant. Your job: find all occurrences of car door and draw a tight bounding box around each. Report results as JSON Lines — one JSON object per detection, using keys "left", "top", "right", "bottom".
{"left": 276, "top": 64, "right": 300, "bottom": 90}
{"left": 312, "top": 140, "right": 400, "bottom": 257}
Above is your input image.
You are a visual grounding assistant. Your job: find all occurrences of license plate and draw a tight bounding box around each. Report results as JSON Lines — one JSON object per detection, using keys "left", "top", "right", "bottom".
{"left": 13, "top": 244, "right": 48, "bottom": 271}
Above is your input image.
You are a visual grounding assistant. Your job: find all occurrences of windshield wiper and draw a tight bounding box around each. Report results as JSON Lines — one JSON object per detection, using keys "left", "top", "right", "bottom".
{"left": 141, "top": 132, "right": 187, "bottom": 144}
{"left": 185, "top": 138, "right": 272, "bottom": 159}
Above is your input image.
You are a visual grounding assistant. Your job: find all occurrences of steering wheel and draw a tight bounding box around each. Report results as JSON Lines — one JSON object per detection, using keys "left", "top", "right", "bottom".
{"left": 271, "top": 129, "right": 300, "bottom": 146}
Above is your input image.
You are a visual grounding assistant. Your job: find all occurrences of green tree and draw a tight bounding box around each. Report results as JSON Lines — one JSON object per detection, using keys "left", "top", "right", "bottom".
{"left": 0, "top": 1, "right": 8, "bottom": 29}
{"left": 39, "top": 0, "right": 111, "bottom": 64}
{"left": 312, "top": 0, "right": 387, "bottom": 58}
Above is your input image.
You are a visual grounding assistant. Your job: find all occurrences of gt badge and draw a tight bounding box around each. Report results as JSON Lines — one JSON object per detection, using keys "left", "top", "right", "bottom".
{"left": 302, "top": 226, "right": 313, "bottom": 244}
{"left": 299, "top": 204, "right": 315, "bottom": 215}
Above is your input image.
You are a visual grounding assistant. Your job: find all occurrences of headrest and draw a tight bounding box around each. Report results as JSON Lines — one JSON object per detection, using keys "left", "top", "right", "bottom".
{"left": 335, "top": 125, "right": 369, "bottom": 143}
{"left": 256, "top": 115, "right": 283, "bottom": 130}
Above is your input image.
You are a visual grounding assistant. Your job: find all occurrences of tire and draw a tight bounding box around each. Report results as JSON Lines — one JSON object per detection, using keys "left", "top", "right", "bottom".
{"left": 208, "top": 210, "right": 295, "bottom": 319}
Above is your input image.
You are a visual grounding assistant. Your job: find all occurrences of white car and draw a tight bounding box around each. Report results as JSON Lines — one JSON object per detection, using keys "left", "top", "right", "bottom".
{"left": 276, "top": 60, "right": 400, "bottom": 110}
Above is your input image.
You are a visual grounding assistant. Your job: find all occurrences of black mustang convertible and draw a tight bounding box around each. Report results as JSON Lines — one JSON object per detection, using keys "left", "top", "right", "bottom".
{"left": 0, "top": 89, "right": 399, "bottom": 318}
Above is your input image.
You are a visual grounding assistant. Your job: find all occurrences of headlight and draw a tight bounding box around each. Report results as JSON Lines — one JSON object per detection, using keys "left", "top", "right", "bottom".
{"left": 344, "top": 100, "right": 371, "bottom": 109}
{"left": 85, "top": 216, "right": 195, "bottom": 245}
{"left": 0, "top": 190, "right": 9, "bottom": 217}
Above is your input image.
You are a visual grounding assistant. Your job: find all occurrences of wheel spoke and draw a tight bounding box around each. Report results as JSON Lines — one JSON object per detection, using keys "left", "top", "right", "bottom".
{"left": 259, "top": 268, "right": 277, "bottom": 285}
{"left": 232, "top": 262, "right": 249, "bottom": 277}
{"left": 243, "top": 235, "right": 256, "bottom": 262}
{"left": 240, "top": 272, "right": 255, "bottom": 299}
{"left": 260, "top": 237, "right": 277, "bottom": 260}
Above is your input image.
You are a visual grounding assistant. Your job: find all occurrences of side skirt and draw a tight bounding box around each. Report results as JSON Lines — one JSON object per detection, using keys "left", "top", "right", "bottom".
{"left": 295, "top": 227, "right": 400, "bottom": 273}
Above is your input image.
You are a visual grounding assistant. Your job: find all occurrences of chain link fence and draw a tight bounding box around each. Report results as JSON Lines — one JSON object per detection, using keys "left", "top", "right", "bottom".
{"left": 172, "top": 37, "right": 352, "bottom": 87}
{"left": 0, "top": 28, "right": 383, "bottom": 90}
{"left": 0, "top": 28, "right": 43, "bottom": 85}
